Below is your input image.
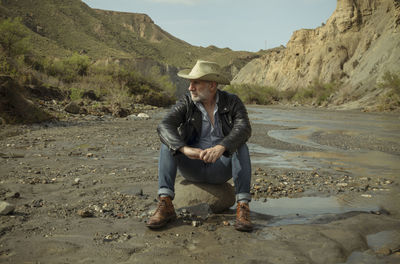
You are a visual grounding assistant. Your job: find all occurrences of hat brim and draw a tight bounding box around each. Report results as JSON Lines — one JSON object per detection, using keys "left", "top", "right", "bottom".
{"left": 177, "top": 69, "right": 230, "bottom": 85}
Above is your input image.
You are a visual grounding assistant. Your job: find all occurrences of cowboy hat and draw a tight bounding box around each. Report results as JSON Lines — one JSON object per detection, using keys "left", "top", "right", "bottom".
{"left": 177, "top": 60, "right": 230, "bottom": 85}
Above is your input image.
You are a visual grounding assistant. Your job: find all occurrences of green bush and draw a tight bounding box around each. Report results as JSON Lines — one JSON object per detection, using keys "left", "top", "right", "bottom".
{"left": 148, "top": 65, "right": 177, "bottom": 96}
{"left": 224, "top": 80, "right": 338, "bottom": 106}
{"left": 379, "top": 71, "right": 400, "bottom": 95}
{"left": 44, "top": 53, "right": 91, "bottom": 83}
{"left": 224, "top": 84, "right": 281, "bottom": 105}
{"left": 0, "top": 18, "right": 31, "bottom": 58}
{"left": 69, "top": 87, "right": 84, "bottom": 101}
{"left": 64, "top": 53, "right": 90, "bottom": 76}
{"left": 0, "top": 18, "right": 31, "bottom": 77}
{"left": 112, "top": 67, "right": 175, "bottom": 106}
{"left": 293, "top": 79, "right": 337, "bottom": 105}
{"left": 377, "top": 71, "right": 400, "bottom": 110}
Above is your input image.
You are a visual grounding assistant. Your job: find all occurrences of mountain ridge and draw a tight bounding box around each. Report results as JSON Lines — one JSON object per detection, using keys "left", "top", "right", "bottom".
{"left": 233, "top": 0, "right": 400, "bottom": 110}
{"left": 0, "top": 0, "right": 260, "bottom": 89}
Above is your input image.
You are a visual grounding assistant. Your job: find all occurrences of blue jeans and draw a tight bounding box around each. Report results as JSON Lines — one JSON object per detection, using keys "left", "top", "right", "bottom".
{"left": 158, "top": 143, "right": 252, "bottom": 202}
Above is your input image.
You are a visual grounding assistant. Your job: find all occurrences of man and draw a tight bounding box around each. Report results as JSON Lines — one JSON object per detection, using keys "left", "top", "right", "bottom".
{"left": 147, "top": 60, "right": 253, "bottom": 232}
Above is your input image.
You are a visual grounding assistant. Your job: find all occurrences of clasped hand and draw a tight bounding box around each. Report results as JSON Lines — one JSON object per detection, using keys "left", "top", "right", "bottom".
{"left": 179, "top": 145, "right": 226, "bottom": 163}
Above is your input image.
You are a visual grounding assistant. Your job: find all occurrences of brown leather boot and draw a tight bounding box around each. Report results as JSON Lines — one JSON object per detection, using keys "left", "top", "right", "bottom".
{"left": 234, "top": 202, "right": 253, "bottom": 232}
{"left": 146, "top": 196, "right": 177, "bottom": 229}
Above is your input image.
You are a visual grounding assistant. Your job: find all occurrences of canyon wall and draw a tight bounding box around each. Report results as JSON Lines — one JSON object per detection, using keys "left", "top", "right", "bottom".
{"left": 233, "top": 0, "right": 400, "bottom": 108}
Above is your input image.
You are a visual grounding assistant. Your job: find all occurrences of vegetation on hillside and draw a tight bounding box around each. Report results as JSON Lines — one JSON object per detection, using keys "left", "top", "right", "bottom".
{"left": 0, "top": 0, "right": 262, "bottom": 122}
{"left": 0, "top": 18, "right": 31, "bottom": 76}
{"left": 224, "top": 80, "right": 338, "bottom": 106}
{"left": 0, "top": 17, "right": 176, "bottom": 124}
{"left": 0, "top": 0, "right": 259, "bottom": 69}
{"left": 377, "top": 71, "right": 400, "bottom": 111}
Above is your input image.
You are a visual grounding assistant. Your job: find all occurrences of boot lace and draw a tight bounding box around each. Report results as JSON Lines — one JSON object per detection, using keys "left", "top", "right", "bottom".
{"left": 154, "top": 199, "right": 167, "bottom": 214}
{"left": 238, "top": 203, "right": 250, "bottom": 220}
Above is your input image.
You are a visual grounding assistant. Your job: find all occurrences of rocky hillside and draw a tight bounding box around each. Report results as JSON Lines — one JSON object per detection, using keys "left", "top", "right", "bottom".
{"left": 0, "top": 0, "right": 261, "bottom": 94}
{"left": 233, "top": 0, "right": 400, "bottom": 109}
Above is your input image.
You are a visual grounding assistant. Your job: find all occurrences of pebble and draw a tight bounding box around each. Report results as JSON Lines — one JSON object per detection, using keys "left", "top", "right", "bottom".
{"left": 0, "top": 201, "right": 15, "bottom": 215}
{"left": 6, "top": 192, "right": 20, "bottom": 199}
{"left": 137, "top": 113, "right": 150, "bottom": 119}
{"left": 77, "top": 209, "right": 94, "bottom": 218}
{"left": 192, "top": 220, "right": 202, "bottom": 227}
{"left": 376, "top": 248, "right": 392, "bottom": 256}
{"left": 32, "top": 199, "right": 44, "bottom": 207}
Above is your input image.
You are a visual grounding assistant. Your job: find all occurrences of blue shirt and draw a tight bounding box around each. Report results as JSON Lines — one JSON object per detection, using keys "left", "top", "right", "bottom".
{"left": 192, "top": 94, "right": 224, "bottom": 149}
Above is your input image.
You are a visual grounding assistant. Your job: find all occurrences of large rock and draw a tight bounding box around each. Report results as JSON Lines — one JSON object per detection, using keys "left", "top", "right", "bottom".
{"left": 0, "top": 201, "right": 15, "bottom": 215}
{"left": 64, "top": 102, "right": 81, "bottom": 114}
{"left": 174, "top": 179, "right": 235, "bottom": 213}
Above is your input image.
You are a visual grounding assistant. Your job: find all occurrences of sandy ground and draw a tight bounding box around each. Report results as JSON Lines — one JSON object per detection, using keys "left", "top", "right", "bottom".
{"left": 1, "top": 107, "right": 400, "bottom": 264}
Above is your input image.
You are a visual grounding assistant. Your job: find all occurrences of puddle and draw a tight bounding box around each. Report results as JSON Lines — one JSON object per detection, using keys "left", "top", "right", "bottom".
{"left": 367, "top": 230, "right": 400, "bottom": 252}
{"left": 339, "top": 251, "right": 389, "bottom": 264}
{"left": 250, "top": 196, "right": 379, "bottom": 226}
{"left": 337, "top": 230, "right": 400, "bottom": 264}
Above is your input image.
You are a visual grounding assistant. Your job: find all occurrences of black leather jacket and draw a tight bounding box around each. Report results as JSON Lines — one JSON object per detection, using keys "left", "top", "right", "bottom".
{"left": 157, "top": 90, "right": 251, "bottom": 156}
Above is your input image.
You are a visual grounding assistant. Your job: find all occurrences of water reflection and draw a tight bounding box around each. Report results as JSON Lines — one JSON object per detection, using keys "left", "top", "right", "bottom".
{"left": 250, "top": 196, "right": 379, "bottom": 226}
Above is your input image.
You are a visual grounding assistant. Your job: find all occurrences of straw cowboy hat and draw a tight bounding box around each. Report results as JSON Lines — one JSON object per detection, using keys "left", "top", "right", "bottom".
{"left": 177, "top": 60, "right": 230, "bottom": 85}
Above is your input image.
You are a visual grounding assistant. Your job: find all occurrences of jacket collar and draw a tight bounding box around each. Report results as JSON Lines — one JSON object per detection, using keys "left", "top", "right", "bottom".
{"left": 217, "top": 90, "right": 230, "bottom": 114}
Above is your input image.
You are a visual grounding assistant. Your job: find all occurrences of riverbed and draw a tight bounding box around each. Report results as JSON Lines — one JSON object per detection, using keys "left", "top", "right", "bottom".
{"left": 0, "top": 106, "right": 399, "bottom": 263}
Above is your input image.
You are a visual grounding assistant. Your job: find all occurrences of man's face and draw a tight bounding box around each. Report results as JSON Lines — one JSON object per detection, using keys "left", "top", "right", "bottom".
{"left": 188, "top": 80, "right": 215, "bottom": 103}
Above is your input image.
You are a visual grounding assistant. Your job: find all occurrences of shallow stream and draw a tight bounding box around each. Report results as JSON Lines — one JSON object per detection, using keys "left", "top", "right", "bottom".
{"left": 248, "top": 106, "right": 400, "bottom": 179}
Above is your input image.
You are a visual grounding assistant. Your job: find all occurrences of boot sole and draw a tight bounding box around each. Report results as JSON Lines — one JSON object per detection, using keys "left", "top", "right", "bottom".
{"left": 234, "top": 223, "right": 253, "bottom": 232}
{"left": 146, "top": 214, "right": 177, "bottom": 229}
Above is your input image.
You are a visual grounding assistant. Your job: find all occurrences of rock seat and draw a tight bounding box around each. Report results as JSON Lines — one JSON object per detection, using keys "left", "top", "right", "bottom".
{"left": 173, "top": 179, "right": 235, "bottom": 213}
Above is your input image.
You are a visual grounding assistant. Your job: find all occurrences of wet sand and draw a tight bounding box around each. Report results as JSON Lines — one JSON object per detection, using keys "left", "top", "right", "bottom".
{"left": 1, "top": 106, "right": 399, "bottom": 263}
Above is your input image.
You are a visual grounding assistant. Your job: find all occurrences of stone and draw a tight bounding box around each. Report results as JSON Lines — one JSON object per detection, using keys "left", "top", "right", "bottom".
{"left": 77, "top": 209, "right": 94, "bottom": 218}
{"left": 137, "top": 113, "right": 150, "bottom": 119}
{"left": 64, "top": 102, "right": 81, "bottom": 114}
{"left": 127, "top": 114, "right": 139, "bottom": 120}
{"left": 6, "top": 192, "right": 20, "bottom": 199}
{"left": 192, "top": 220, "right": 201, "bottom": 227}
{"left": 174, "top": 179, "right": 235, "bottom": 213}
{"left": 0, "top": 201, "right": 15, "bottom": 215}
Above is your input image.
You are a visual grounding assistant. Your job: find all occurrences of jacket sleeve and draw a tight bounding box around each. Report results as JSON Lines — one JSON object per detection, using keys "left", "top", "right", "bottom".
{"left": 157, "top": 96, "right": 188, "bottom": 155}
{"left": 219, "top": 95, "right": 252, "bottom": 156}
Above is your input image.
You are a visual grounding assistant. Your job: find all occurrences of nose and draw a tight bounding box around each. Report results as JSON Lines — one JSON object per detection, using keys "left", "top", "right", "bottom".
{"left": 189, "top": 81, "right": 195, "bottom": 91}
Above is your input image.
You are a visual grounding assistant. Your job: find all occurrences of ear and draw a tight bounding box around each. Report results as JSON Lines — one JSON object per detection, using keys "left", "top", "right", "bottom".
{"left": 210, "top": 81, "right": 218, "bottom": 90}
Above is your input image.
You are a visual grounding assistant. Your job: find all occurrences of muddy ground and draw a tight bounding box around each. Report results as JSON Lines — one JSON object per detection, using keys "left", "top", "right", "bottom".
{"left": 0, "top": 107, "right": 400, "bottom": 264}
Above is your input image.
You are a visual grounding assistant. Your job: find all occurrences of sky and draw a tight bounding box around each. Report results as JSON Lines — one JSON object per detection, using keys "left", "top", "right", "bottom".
{"left": 82, "top": 0, "right": 337, "bottom": 52}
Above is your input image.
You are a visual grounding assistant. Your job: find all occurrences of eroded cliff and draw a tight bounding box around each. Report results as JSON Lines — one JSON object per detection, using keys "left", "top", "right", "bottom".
{"left": 233, "top": 0, "right": 400, "bottom": 109}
